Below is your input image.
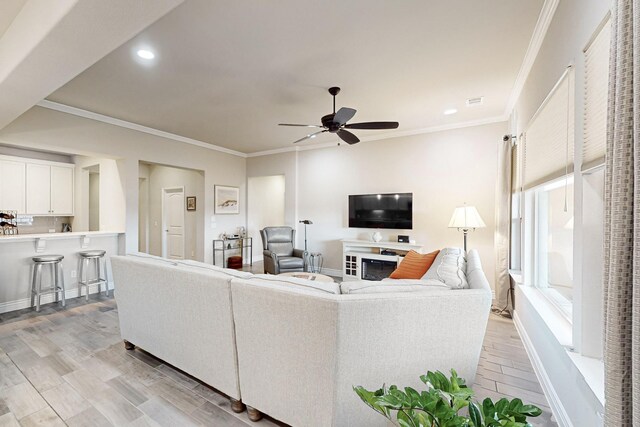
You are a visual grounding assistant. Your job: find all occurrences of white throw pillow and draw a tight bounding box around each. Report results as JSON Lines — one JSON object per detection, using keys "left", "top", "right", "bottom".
{"left": 252, "top": 274, "right": 340, "bottom": 294}
{"left": 341, "top": 279, "right": 449, "bottom": 294}
{"left": 421, "top": 247, "right": 468, "bottom": 289}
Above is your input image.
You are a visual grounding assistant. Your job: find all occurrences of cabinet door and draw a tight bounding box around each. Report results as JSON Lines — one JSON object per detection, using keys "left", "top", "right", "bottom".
{"left": 50, "top": 166, "right": 73, "bottom": 215}
{"left": 0, "top": 160, "right": 26, "bottom": 213}
{"left": 26, "top": 163, "right": 51, "bottom": 214}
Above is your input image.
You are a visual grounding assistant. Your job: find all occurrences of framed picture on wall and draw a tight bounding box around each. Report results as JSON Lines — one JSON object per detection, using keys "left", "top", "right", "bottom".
{"left": 186, "top": 196, "right": 196, "bottom": 211}
{"left": 215, "top": 185, "right": 239, "bottom": 214}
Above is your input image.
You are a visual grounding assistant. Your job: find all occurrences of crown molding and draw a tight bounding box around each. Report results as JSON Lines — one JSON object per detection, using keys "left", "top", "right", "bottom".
{"left": 36, "top": 100, "right": 248, "bottom": 158}
{"left": 246, "top": 114, "right": 507, "bottom": 158}
{"left": 503, "top": 0, "right": 560, "bottom": 118}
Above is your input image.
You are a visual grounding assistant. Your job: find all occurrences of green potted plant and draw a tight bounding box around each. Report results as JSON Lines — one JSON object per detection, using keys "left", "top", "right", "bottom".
{"left": 354, "top": 369, "right": 542, "bottom": 427}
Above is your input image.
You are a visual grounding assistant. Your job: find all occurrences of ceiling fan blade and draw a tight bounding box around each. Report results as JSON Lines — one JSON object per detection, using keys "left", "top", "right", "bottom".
{"left": 333, "top": 107, "right": 357, "bottom": 125}
{"left": 344, "top": 121, "right": 399, "bottom": 130}
{"left": 292, "top": 130, "right": 327, "bottom": 144}
{"left": 337, "top": 129, "right": 360, "bottom": 145}
{"left": 279, "top": 123, "right": 324, "bottom": 128}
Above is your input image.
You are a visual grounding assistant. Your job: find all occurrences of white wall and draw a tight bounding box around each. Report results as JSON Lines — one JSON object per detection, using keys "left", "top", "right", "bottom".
{"left": 0, "top": 106, "right": 246, "bottom": 263}
{"left": 145, "top": 163, "right": 204, "bottom": 261}
{"left": 88, "top": 171, "right": 99, "bottom": 231}
{"left": 248, "top": 122, "right": 504, "bottom": 286}
{"left": 247, "top": 175, "right": 285, "bottom": 259}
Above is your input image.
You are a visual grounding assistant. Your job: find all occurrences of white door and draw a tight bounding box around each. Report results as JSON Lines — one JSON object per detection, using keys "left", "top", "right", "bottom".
{"left": 26, "top": 163, "right": 51, "bottom": 214}
{"left": 0, "top": 160, "right": 26, "bottom": 213}
{"left": 50, "top": 166, "right": 74, "bottom": 215}
{"left": 162, "top": 187, "right": 185, "bottom": 259}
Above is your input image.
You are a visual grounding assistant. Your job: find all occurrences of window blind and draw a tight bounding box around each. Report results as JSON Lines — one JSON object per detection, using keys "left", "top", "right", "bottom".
{"left": 582, "top": 19, "right": 611, "bottom": 171}
{"left": 523, "top": 69, "right": 575, "bottom": 190}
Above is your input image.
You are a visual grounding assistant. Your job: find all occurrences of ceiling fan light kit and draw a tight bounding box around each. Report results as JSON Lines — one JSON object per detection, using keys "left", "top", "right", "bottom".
{"left": 279, "top": 86, "right": 399, "bottom": 145}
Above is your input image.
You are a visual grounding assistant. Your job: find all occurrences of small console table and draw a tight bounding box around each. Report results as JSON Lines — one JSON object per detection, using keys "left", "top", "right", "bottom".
{"left": 341, "top": 239, "right": 423, "bottom": 281}
{"left": 213, "top": 237, "right": 253, "bottom": 267}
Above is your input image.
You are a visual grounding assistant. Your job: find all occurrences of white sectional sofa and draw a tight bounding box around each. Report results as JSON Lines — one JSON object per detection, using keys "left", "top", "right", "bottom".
{"left": 111, "top": 249, "right": 492, "bottom": 426}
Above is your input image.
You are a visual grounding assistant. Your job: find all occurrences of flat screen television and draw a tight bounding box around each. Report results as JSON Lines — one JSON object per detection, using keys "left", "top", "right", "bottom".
{"left": 348, "top": 193, "right": 413, "bottom": 229}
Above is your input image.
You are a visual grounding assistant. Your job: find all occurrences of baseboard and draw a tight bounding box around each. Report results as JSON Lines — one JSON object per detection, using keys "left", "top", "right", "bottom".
{"left": 513, "top": 311, "right": 573, "bottom": 427}
{"left": 0, "top": 282, "right": 113, "bottom": 314}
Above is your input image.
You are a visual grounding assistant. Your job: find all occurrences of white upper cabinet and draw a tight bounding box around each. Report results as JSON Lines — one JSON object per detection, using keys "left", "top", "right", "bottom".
{"left": 26, "top": 163, "right": 51, "bottom": 215}
{"left": 1, "top": 156, "right": 74, "bottom": 216}
{"left": 50, "top": 166, "right": 74, "bottom": 215}
{"left": 0, "top": 160, "right": 26, "bottom": 213}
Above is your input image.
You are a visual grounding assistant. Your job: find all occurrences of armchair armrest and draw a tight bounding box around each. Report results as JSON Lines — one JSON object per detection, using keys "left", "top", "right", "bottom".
{"left": 263, "top": 250, "right": 279, "bottom": 274}
{"left": 292, "top": 248, "right": 307, "bottom": 259}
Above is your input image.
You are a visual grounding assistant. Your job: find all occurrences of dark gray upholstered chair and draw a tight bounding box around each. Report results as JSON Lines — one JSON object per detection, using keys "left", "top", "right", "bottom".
{"left": 260, "top": 226, "right": 306, "bottom": 274}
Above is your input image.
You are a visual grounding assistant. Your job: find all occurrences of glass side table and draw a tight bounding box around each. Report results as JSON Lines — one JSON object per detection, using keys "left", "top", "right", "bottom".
{"left": 306, "top": 252, "right": 323, "bottom": 273}
{"left": 213, "top": 237, "right": 253, "bottom": 267}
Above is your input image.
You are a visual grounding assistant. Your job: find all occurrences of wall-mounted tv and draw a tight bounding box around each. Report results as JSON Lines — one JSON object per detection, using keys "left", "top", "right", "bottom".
{"left": 349, "top": 193, "right": 413, "bottom": 229}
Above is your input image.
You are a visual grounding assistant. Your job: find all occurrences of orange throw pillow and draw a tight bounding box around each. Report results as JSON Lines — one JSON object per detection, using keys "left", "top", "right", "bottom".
{"left": 389, "top": 250, "right": 440, "bottom": 279}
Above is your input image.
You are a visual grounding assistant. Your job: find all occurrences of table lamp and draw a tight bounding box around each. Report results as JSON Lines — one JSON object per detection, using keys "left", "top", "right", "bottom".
{"left": 448, "top": 204, "right": 486, "bottom": 252}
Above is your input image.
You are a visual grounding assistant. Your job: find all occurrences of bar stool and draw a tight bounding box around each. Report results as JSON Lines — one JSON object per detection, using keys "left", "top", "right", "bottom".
{"left": 31, "top": 255, "right": 66, "bottom": 312}
{"left": 78, "top": 250, "right": 110, "bottom": 300}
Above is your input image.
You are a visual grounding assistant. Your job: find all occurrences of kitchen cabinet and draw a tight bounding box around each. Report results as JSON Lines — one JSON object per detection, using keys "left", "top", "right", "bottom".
{"left": 0, "top": 160, "right": 26, "bottom": 213}
{"left": 25, "top": 163, "right": 74, "bottom": 215}
{"left": 26, "top": 163, "right": 51, "bottom": 214}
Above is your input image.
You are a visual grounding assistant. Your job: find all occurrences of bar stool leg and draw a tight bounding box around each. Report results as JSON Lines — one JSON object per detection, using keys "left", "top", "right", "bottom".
{"left": 52, "top": 263, "right": 59, "bottom": 304}
{"left": 94, "top": 258, "right": 101, "bottom": 295}
{"left": 30, "top": 264, "right": 37, "bottom": 309}
{"left": 58, "top": 262, "right": 66, "bottom": 308}
{"left": 35, "top": 263, "right": 42, "bottom": 312}
{"left": 84, "top": 258, "right": 89, "bottom": 301}
{"left": 103, "top": 257, "right": 110, "bottom": 297}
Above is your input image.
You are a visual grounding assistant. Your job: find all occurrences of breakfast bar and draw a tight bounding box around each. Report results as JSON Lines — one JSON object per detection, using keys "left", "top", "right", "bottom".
{"left": 0, "top": 231, "right": 124, "bottom": 313}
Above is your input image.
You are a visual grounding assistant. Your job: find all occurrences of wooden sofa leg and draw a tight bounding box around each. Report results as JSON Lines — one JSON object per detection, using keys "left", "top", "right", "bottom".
{"left": 230, "top": 398, "right": 245, "bottom": 413}
{"left": 247, "top": 406, "right": 262, "bottom": 422}
{"left": 124, "top": 340, "right": 135, "bottom": 350}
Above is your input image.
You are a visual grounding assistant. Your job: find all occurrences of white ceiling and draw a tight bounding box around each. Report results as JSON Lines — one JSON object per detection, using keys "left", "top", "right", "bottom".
{"left": 47, "top": 0, "right": 544, "bottom": 153}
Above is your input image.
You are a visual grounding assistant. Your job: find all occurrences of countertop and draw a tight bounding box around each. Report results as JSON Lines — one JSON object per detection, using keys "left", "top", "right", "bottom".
{"left": 0, "top": 231, "right": 124, "bottom": 242}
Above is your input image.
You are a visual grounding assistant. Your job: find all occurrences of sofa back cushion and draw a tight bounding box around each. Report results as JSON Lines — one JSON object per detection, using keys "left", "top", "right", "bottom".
{"left": 422, "top": 247, "right": 468, "bottom": 289}
{"left": 389, "top": 250, "right": 439, "bottom": 279}
{"left": 341, "top": 278, "right": 449, "bottom": 294}
{"left": 261, "top": 227, "right": 295, "bottom": 256}
{"left": 175, "top": 259, "right": 254, "bottom": 279}
{"left": 252, "top": 274, "right": 340, "bottom": 294}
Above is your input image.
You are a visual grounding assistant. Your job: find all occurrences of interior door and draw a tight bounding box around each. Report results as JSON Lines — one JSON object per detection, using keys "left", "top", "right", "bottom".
{"left": 26, "top": 163, "right": 51, "bottom": 214}
{"left": 163, "top": 188, "right": 185, "bottom": 259}
{"left": 50, "top": 166, "right": 74, "bottom": 215}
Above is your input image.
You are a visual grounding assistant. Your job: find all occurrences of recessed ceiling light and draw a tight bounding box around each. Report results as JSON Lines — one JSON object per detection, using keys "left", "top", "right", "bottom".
{"left": 443, "top": 108, "right": 458, "bottom": 115}
{"left": 137, "top": 49, "right": 155, "bottom": 60}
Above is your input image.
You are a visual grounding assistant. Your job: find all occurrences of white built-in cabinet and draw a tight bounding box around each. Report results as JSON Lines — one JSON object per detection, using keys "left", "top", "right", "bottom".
{"left": 0, "top": 160, "right": 26, "bottom": 213}
{"left": 0, "top": 156, "right": 74, "bottom": 216}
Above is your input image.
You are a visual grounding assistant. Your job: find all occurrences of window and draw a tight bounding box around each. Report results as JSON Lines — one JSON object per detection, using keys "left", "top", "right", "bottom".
{"left": 533, "top": 177, "right": 574, "bottom": 320}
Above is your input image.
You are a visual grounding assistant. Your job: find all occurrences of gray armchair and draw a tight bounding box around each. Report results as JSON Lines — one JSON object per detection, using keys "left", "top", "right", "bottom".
{"left": 260, "top": 226, "right": 306, "bottom": 274}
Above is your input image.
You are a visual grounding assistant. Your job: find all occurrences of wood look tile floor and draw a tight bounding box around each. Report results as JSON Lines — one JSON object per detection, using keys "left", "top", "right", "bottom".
{"left": 0, "top": 294, "right": 557, "bottom": 426}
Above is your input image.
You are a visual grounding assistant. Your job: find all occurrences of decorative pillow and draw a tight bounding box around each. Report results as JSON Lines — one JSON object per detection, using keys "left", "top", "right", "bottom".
{"left": 341, "top": 279, "right": 449, "bottom": 294}
{"left": 421, "top": 248, "right": 468, "bottom": 289}
{"left": 389, "top": 250, "right": 440, "bottom": 279}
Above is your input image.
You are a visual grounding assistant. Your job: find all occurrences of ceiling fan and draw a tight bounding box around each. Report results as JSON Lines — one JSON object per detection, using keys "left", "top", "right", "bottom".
{"left": 279, "top": 87, "right": 399, "bottom": 145}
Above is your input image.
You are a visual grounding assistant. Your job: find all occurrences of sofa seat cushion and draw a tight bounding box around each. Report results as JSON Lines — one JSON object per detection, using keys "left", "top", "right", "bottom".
{"left": 421, "top": 247, "right": 468, "bottom": 289}
{"left": 175, "top": 259, "right": 254, "bottom": 279}
{"left": 252, "top": 274, "right": 340, "bottom": 294}
{"left": 341, "top": 279, "right": 449, "bottom": 294}
{"left": 278, "top": 256, "right": 304, "bottom": 270}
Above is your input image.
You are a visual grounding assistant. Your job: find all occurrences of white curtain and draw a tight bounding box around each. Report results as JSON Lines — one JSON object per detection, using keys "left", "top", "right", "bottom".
{"left": 494, "top": 138, "right": 512, "bottom": 314}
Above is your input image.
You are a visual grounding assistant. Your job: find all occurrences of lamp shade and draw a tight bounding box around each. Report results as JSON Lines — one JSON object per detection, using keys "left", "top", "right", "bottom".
{"left": 448, "top": 205, "right": 486, "bottom": 229}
